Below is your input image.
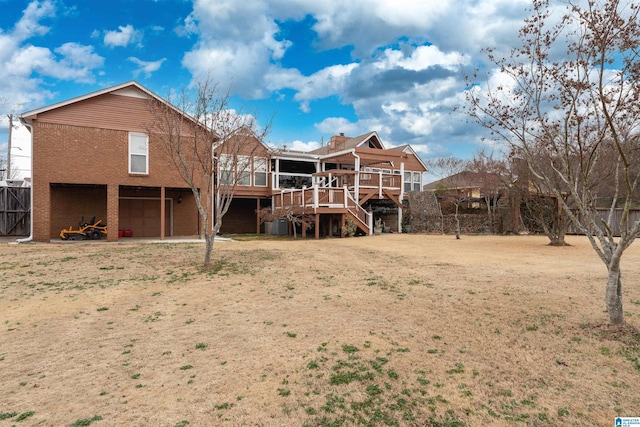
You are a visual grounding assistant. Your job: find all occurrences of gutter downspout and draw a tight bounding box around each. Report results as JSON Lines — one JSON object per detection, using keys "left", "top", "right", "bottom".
{"left": 16, "top": 118, "right": 33, "bottom": 243}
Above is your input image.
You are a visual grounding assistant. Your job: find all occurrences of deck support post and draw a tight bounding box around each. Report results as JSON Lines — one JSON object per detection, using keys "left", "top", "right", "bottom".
{"left": 398, "top": 205, "right": 403, "bottom": 233}
{"left": 160, "top": 186, "right": 166, "bottom": 240}
{"left": 315, "top": 214, "right": 320, "bottom": 239}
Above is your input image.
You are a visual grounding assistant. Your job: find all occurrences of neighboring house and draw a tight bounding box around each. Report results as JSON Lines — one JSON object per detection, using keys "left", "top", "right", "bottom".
{"left": 423, "top": 171, "right": 502, "bottom": 209}
{"left": 20, "top": 81, "right": 426, "bottom": 241}
{"left": 7, "top": 121, "right": 32, "bottom": 181}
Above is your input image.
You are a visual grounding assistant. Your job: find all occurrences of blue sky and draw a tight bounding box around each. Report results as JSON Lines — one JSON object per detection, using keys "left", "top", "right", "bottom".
{"left": 0, "top": 0, "right": 535, "bottom": 163}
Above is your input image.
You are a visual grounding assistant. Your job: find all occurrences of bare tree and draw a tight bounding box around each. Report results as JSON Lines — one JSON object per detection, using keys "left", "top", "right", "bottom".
{"left": 465, "top": 0, "right": 640, "bottom": 325}
{"left": 510, "top": 156, "right": 569, "bottom": 246}
{"left": 426, "top": 157, "right": 471, "bottom": 239}
{"left": 147, "top": 78, "right": 270, "bottom": 266}
{"left": 469, "top": 150, "right": 505, "bottom": 233}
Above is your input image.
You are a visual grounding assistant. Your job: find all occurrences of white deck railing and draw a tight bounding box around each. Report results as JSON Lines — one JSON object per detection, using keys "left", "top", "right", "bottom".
{"left": 272, "top": 185, "right": 373, "bottom": 235}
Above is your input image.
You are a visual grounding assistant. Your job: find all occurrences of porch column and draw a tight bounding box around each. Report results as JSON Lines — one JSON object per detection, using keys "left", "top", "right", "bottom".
{"left": 399, "top": 162, "right": 405, "bottom": 201}
{"left": 398, "top": 206, "right": 403, "bottom": 233}
{"left": 354, "top": 156, "right": 360, "bottom": 202}
{"left": 107, "top": 184, "right": 119, "bottom": 242}
{"left": 160, "top": 186, "right": 166, "bottom": 240}
{"left": 256, "top": 198, "right": 261, "bottom": 233}
{"left": 273, "top": 158, "right": 280, "bottom": 190}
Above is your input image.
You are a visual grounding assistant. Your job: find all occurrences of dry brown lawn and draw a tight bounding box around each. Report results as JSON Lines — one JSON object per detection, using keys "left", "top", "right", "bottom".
{"left": 1, "top": 234, "right": 639, "bottom": 427}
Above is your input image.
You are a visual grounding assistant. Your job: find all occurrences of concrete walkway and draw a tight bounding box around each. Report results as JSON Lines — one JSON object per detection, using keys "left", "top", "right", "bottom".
{"left": 1, "top": 236, "right": 234, "bottom": 245}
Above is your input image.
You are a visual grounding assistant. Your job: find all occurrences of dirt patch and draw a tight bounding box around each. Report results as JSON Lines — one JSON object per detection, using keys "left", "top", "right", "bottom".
{"left": 1, "top": 234, "right": 639, "bottom": 426}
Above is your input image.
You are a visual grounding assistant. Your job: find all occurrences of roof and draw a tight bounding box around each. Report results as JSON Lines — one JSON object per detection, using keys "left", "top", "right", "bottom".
{"left": 20, "top": 81, "right": 172, "bottom": 119}
{"left": 423, "top": 171, "right": 502, "bottom": 191}
{"left": 310, "top": 131, "right": 383, "bottom": 155}
{"left": 19, "top": 81, "right": 274, "bottom": 152}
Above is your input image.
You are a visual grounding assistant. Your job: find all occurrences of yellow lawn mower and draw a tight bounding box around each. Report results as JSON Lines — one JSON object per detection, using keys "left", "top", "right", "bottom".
{"left": 60, "top": 216, "right": 108, "bottom": 240}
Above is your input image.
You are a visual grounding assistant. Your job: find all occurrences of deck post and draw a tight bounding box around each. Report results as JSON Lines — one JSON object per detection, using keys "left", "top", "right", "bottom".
{"left": 313, "top": 184, "right": 319, "bottom": 208}
{"left": 368, "top": 210, "right": 373, "bottom": 236}
{"left": 354, "top": 156, "right": 360, "bottom": 202}
{"left": 343, "top": 185, "right": 348, "bottom": 207}
{"left": 302, "top": 186, "right": 306, "bottom": 208}
{"left": 378, "top": 171, "right": 383, "bottom": 199}
{"left": 315, "top": 214, "right": 320, "bottom": 239}
{"left": 256, "top": 198, "right": 261, "bottom": 234}
{"left": 160, "top": 186, "right": 166, "bottom": 240}
{"left": 398, "top": 205, "right": 403, "bottom": 233}
{"left": 399, "top": 162, "right": 405, "bottom": 200}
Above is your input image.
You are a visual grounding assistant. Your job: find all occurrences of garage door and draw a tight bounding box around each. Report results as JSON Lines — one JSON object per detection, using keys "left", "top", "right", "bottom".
{"left": 119, "top": 198, "right": 171, "bottom": 237}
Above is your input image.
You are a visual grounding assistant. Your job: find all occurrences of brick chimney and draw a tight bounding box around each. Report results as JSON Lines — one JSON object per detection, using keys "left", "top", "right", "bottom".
{"left": 329, "top": 133, "right": 347, "bottom": 151}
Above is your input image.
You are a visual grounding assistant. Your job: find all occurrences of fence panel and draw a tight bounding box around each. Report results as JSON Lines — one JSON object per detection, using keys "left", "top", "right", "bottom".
{"left": 566, "top": 208, "right": 640, "bottom": 236}
{"left": 0, "top": 187, "right": 31, "bottom": 236}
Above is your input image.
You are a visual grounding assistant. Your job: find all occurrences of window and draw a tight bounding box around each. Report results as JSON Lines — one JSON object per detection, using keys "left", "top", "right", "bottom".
{"left": 413, "top": 172, "right": 421, "bottom": 191}
{"left": 404, "top": 171, "right": 412, "bottom": 192}
{"left": 254, "top": 157, "right": 267, "bottom": 186}
{"left": 237, "top": 155, "right": 251, "bottom": 186}
{"left": 218, "top": 154, "right": 234, "bottom": 185}
{"left": 129, "top": 133, "right": 148, "bottom": 174}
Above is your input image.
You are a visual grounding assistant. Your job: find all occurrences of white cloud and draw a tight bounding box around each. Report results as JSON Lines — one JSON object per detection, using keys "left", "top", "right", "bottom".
{"left": 287, "top": 140, "right": 321, "bottom": 151}
{"left": 176, "top": 0, "right": 529, "bottom": 158}
{"left": 128, "top": 57, "right": 166, "bottom": 78}
{"left": 11, "top": 0, "right": 55, "bottom": 41}
{"left": 104, "top": 24, "right": 142, "bottom": 48}
{"left": 181, "top": 0, "right": 294, "bottom": 98}
{"left": 0, "top": 0, "right": 104, "bottom": 117}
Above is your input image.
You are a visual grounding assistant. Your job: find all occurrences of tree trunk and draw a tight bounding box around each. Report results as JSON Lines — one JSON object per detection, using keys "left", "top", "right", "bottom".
{"left": 203, "top": 233, "right": 215, "bottom": 267}
{"left": 606, "top": 259, "right": 624, "bottom": 325}
{"left": 454, "top": 204, "right": 461, "bottom": 239}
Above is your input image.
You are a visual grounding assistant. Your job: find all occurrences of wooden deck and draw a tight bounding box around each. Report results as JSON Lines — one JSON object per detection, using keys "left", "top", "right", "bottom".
{"left": 272, "top": 186, "right": 372, "bottom": 235}
{"left": 270, "top": 170, "right": 409, "bottom": 238}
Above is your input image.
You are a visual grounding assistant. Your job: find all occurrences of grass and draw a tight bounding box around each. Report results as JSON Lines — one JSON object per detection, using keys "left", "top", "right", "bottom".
{"left": 69, "top": 415, "right": 102, "bottom": 426}
{"left": 1, "top": 234, "right": 640, "bottom": 426}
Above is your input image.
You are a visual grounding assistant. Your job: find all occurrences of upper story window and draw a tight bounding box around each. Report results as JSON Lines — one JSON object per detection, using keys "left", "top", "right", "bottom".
{"left": 413, "top": 172, "right": 422, "bottom": 191}
{"left": 218, "top": 155, "right": 264, "bottom": 186}
{"left": 129, "top": 133, "right": 148, "bottom": 175}
{"left": 404, "top": 171, "right": 422, "bottom": 192}
{"left": 237, "top": 155, "right": 251, "bottom": 186}
{"left": 254, "top": 157, "right": 267, "bottom": 186}
{"left": 218, "top": 154, "right": 234, "bottom": 185}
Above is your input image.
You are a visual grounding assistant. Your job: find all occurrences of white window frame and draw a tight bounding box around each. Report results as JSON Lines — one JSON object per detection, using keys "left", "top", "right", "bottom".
{"left": 237, "top": 155, "right": 251, "bottom": 186}
{"left": 254, "top": 157, "right": 268, "bottom": 187}
{"left": 218, "top": 154, "right": 234, "bottom": 185}
{"left": 413, "top": 171, "right": 421, "bottom": 192}
{"left": 404, "top": 171, "right": 412, "bottom": 192}
{"left": 129, "top": 132, "right": 148, "bottom": 175}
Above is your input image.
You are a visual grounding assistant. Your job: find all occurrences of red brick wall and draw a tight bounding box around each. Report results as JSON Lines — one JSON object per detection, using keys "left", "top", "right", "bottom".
{"left": 31, "top": 121, "right": 204, "bottom": 241}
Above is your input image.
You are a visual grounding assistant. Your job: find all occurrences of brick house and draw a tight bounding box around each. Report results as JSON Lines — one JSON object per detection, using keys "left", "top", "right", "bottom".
{"left": 20, "top": 81, "right": 427, "bottom": 241}
{"left": 20, "top": 81, "right": 272, "bottom": 242}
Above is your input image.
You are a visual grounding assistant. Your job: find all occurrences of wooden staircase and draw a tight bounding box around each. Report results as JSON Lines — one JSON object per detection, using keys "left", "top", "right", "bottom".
{"left": 273, "top": 185, "right": 372, "bottom": 236}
